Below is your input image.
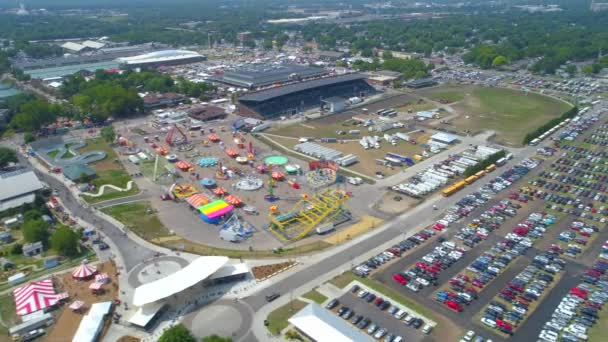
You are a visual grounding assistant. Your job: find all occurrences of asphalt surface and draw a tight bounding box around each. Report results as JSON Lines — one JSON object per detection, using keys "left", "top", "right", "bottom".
{"left": 335, "top": 291, "right": 425, "bottom": 342}
{"left": 29, "top": 161, "right": 156, "bottom": 271}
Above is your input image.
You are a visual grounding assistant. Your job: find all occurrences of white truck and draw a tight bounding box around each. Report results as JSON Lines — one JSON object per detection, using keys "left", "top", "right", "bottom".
{"left": 347, "top": 177, "right": 363, "bottom": 185}
{"left": 316, "top": 222, "right": 335, "bottom": 235}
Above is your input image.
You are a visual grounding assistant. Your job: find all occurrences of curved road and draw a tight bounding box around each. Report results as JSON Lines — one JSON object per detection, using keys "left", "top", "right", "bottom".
{"left": 31, "top": 165, "right": 156, "bottom": 271}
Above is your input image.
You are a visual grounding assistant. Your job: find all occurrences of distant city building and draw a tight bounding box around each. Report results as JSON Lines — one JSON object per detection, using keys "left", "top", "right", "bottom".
{"left": 237, "top": 31, "right": 252, "bottom": 42}
{"left": 187, "top": 105, "right": 227, "bottom": 122}
{"left": 211, "top": 64, "right": 328, "bottom": 90}
{"left": 0, "top": 170, "right": 44, "bottom": 212}
{"left": 365, "top": 70, "right": 402, "bottom": 86}
{"left": 317, "top": 50, "right": 347, "bottom": 62}
{"left": 405, "top": 78, "right": 438, "bottom": 89}
{"left": 116, "top": 50, "right": 206, "bottom": 68}
{"left": 142, "top": 92, "right": 186, "bottom": 110}
{"left": 591, "top": 0, "right": 608, "bottom": 11}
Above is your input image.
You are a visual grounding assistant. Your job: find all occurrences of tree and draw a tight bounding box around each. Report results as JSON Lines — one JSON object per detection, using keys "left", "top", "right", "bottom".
{"left": 24, "top": 132, "right": 35, "bottom": 143}
{"left": 22, "top": 219, "right": 49, "bottom": 246}
{"left": 582, "top": 63, "right": 602, "bottom": 75}
{"left": 158, "top": 324, "right": 196, "bottom": 342}
{"left": 361, "top": 48, "right": 374, "bottom": 58}
{"left": 0, "top": 147, "right": 17, "bottom": 168}
{"left": 565, "top": 64, "right": 577, "bottom": 76}
{"left": 382, "top": 50, "right": 393, "bottom": 60}
{"left": 491, "top": 55, "right": 508, "bottom": 68}
{"left": 11, "top": 244, "right": 22, "bottom": 255}
{"left": 202, "top": 336, "right": 233, "bottom": 342}
{"left": 50, "top": 226, "right": 80, "bottom": 257}
{"left": 100, "top": 126, "right": 116, "bottom": 143}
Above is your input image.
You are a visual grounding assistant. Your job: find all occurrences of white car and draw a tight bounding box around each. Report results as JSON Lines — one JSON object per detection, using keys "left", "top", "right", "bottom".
{"left": 480, "top": 318, "right": 496, "bottom": 328}
{"left": 416, "top": 278, "right": 430, "bottom": 287}
{"left": 463, "top": 330, "right": 476, "bottom": 341}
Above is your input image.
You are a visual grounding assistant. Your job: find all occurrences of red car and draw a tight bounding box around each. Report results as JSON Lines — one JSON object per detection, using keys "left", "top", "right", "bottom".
{"left": 472, "top": 280, "right": 485, "bottom": 288}
{"left": 393, "top": 274, "right": 408, "bottom": 285}
{"left": 375, "top": 297, "right": 384, "bottom": 305}
{"left": 446, "top": 301, "right": 462, "bottom": 312}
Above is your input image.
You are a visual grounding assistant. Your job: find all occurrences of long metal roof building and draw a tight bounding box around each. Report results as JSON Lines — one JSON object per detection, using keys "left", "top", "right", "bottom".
{"left": 238, "top": 73, "right": 366, "bottom": 102}
{"left": 211, "top": 64, "right": 328, "bottom": 89}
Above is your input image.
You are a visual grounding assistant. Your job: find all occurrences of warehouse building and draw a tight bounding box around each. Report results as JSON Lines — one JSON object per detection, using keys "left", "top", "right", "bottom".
{"left": 431, "top": 132, "right": 459, "bottom": 144}
{"left": 294, "top": 142, "right": 343, "bottom": 161}
{"left": 237, "top": 73, "right": 374, "bottom": 119}
{"left": 211, "top": 64, "right": 328, "bottom": 90}
{"left": 406, "top": 78, "right": 438, "bottom": 89}
{"left": 117, "top": 50, "right": 206, "bottom": 69}
{"left": 288, "top": 303, "right": 373, "bottom": 342}
{"left": 0, "top": 170, "right": 44, "bottom": 212}
{"left": 187, "top": 105, "right": 227, "bottom": 122}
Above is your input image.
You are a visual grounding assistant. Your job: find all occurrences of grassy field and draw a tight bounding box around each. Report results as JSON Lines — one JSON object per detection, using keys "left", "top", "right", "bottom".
{"left": 77, "top": 138, "right": 134, "bottom": 189}
{"left": 0, "top": 294, "right": 17, "bottom": 333}
{"left": 102, "top": 202, "right": 171, "bottom": 241}
{"left": 302, "top": 289, "right": 328, "bottom": 304}
{"left": 77, "top": 138, "right": 139, "bottom": 203}
{"left": 417, "top": 85, "right": 466, "bottom": 103}
{"left": 266, "top": 299, "right": 308, "bottom": 335}
{"left": 329, "top": 271, "right": 436, "bottom": 321}
{"left": 418, "top": 85, "right": 572, "bottom": 146}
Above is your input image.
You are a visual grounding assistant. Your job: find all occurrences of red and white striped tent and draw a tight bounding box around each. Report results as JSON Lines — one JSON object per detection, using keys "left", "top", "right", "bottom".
{"left": 95, "top": 273, "right": 109, "bottom": 283}
{"left": 89, "top": 282, "right": 103, "bottom": 291}
{"left": 72, "top": 263, "right": 97, "bottom": 279}
{"left": 13, "top": 278, "right": 59, "bottom": 316}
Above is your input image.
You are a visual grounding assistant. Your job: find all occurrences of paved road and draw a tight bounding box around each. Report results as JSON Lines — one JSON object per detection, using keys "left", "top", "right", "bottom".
{"left": 25, "top": 157, "right": 156, "bottom": 271}
{"left": 239, "top": 143, "right": 539, "bottom": 341}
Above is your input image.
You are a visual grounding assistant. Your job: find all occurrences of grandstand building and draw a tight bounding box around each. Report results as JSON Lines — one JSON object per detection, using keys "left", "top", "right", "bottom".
{"left": 116, "top": 50, "right": 206, "bottom": 68}
{"left": 211, "top": 64, "right": 328, "bottom": 90}
{"left": 236, "top": 73, "right": 374, "bottom": 119}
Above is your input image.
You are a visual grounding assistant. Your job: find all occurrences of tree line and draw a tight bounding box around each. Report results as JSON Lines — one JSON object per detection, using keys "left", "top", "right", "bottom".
{"left": 464, "top": 150, "right": 506, "bottom": 178}
{"left": 523, "top": 106, "right": 579, "bottom": 145}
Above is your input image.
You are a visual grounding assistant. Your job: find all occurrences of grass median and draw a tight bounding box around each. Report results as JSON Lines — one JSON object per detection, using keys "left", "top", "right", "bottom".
{"left": 266, "top": 299, "right": 307, "bottom": 335}
{"left": 302, "top": 289, "right": 328, "bottom": 304}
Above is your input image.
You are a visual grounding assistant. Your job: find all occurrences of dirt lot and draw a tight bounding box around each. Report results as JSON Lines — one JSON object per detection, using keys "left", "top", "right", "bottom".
{"left": 45, "top": 261, "right": 118, "bottom": 342}
{"left": 270, "top": 132, "right": 430, "bottom": 178}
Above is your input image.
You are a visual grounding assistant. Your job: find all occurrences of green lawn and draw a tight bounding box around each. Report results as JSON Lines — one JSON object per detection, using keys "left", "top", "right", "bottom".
{"left": 76, "top": 138, "right": 138, "bottom": 202}
{"left": 47, "top": 149, "right": 59, "bottom": 158}
{"left": 418, "top": 86, "right": 466, "bottom": 103}
{"left": 102, "top": 202, "right": 171, "bottom": 240}
{"left": 302, "top": 289, "right": 328, "bottom": 304}
{"left": 82, "top": 186, "right": 140, "bottom": 204}
{"left": 444, "top": 86, "right": 572, "bottom": 146}
{"left": 329, "top": 271, "right": 437, "bottom": 321}
{"left": 0, "top": 294, "right": 17, "bottom": 333}
{"left": 266, "top": 299, "right": 307, "bottom": 335}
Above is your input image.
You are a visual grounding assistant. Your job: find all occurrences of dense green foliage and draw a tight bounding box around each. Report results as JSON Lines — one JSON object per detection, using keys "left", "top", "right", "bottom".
{"left": 523, "top": 106, "right": 579, "bottom": 145}
{"left": 158, "top": 324, "right": 196, "bottom": 342}
{"left": 202, "top": 336, "right": 233, "bottom": 342}
{"left": 10, "top": 99, "right": 63, "bottom": 132}
{"left": 0, "top": 147, "right": 17, "bottom": 168}
{"left": 100, "top": 126, "right": 116, "bottom": 143}
{"left": 22, "top": 219, "right": 50, "bottom": 247}
{"left": 352, "top": 57, "right": 433, "bottom": 80}
{"left": 464, "top": 150, "right": 506, "bottom": 178}
{"left": 50, "top": 226, "right": 80, "bottom": 257}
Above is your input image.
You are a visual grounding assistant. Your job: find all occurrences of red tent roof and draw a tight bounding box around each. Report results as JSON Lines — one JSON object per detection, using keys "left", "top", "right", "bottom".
{"left": 72, "top": 263, "right": 97, "bottom": 279}
{"left": 13, "top": 278, "right": 59, "bottom": 316}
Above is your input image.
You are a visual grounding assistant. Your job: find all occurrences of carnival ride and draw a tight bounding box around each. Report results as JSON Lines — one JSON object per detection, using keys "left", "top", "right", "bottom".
{"left": 198, "top": 157, "right": 218, "bottom": 167}
{"left": 267, "top": 188, "right": 350, "bottom": 242}
{"left": 165, "top": 124, "right": 188, "bottom": 147}
{"left": 235, "top": 177, "right": 264, "bottom": 191}
{"left": 171, "top": 183, "right": 197, "bottom": 199}
{"left": 221, "top": 213, "right": 255, "bottom": 242}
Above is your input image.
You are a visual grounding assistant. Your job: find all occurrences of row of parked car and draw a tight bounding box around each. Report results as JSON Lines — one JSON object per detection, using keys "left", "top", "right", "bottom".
{"left": 539, "top": 243, "right": 608, "bottom": 341}
{"left": 325, "top": 285, "right": 433, "bottom": 341}
{"left": 352, "top": 229, "right": 437, "bottom": 277}
{"left": 394, "top": 239, "right": 466, "bottom": 292}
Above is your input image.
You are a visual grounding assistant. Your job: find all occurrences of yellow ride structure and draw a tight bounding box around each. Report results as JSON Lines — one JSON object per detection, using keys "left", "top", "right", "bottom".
{"left": 267, "top": 188, "right": 350, "bottom": 242}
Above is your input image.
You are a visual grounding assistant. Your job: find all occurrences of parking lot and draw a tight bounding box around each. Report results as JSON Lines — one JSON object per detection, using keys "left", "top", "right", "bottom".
{"left": 342, "top": 101, "right": 608, "bottom": 342}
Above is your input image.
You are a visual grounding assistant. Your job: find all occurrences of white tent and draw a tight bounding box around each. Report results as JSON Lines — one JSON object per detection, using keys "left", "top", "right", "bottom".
{"left": 72, "top": 301, "right": 112, "bottom": 342}
{"left": 288, "top": 303, "right": 373, "bottom": 342}
{"left": 132, "top": 256, "right": 228, "bottom": 306}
